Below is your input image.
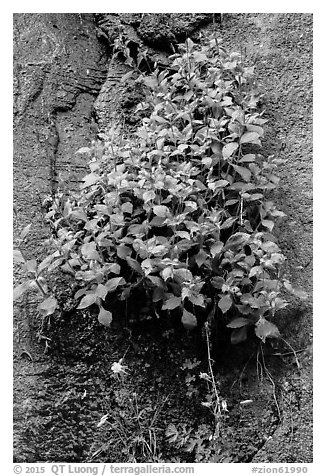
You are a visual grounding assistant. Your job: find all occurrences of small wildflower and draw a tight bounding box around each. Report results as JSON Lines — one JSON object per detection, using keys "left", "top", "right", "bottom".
{"left": 230, "top": 286, "right": 241, "bottom": 296}
{"left": 221, "top": 400, "right": 228, "bottom": 412}
{"left": 111, "top": 358, "right": 128, "bottom": 376}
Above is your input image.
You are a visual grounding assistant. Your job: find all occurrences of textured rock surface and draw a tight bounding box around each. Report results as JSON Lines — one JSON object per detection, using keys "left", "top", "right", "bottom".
{"left": 214, "top": 13, "right": 313, "bottom": 462}
{"left": 13, "top": 13, "right": 108, "bottom": 461}
{"left": 94, "top": 13, "right": 215, "bottom": 136}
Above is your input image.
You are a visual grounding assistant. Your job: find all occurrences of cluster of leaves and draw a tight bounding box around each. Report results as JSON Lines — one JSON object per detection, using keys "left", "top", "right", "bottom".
{"left": 14, "top": 35, "right": 307, "bottom": 345}
{"left": 166, "top": 421, "right": 225, "bottom": 463}
{"left": 13, "top": 221, "right": 59, "bottom": 318}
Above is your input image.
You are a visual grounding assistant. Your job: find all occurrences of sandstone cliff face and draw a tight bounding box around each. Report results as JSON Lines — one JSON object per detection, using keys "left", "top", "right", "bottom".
{"left": 13, "top": 13, "right": 108, "bottom": 460}
{"left": 13, "top": 13, "right": 312, "bottom": 463}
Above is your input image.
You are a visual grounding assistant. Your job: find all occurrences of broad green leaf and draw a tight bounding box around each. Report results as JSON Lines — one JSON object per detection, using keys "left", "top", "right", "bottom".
{"left": 147, "top": 275, "right": 164, "bottom": 287}
{"left": 224, "top": 232, "right": 250, "bottom": 251}
{"left": 152, "top": 115, "right": 167, "bottom": 124}
{"left": 239, "top": 154, "right": 256, "bottom": 163}
{"left": 255, "top": 317, "right": 281, "bottom": 343}
{"left": 220, "top": 216, "right": 237, "bottom": 230}
{"left": 105, "top": 277, "right": 126, "bottom": 292}
{"left": 184, "top": 201, "right": 197, "bottom": 211}
{"left": 211, "top": 276, "right": 225, "bottom": 289}
{"left": 181, "top": 287, "right": 191, "bottom": 301}
{"left": 81, "top": 242, "right": 102, "bottom": 261}
{"left": 245, "top": 255, "right": 256, "bottom": 267}
{"left": 141, "top": 258, "right": 153, "bottom": 275}
{"left": 162, "top": 296, "right": 182, "bottom": 310}
{"left": 232, "top": 164, "right": 251, "bottom": 182}
{"left": 182, "top": 309, "right": 197, "bottom": 330}
{"left": 186, "top": 38, "right": 195, "bottom": 51}
{"left": 107, "top": 263, "right": 121, "bottom": 275}
{"left": 227, "top": 317, "right": 252, "bottom": 328}
{"left": 214, "top": 179, "right": 229, "bottom": 188}
{"left": 98, "top": 307, "right": 113, "bottom": 327}
{"left": 47, "top": 258, "right": 64, "bottom": 272}
{"left": 121, "top": 202, "right": 133, "bottom": 214}
{"left": 153, "top": 205, "right": 170, "bottom": 218}
{"left": 117, "top": 245, "right": 132, "bottom": 259}
{"left": 246, "top": 124, "right": 264, "bottom": 136}
{"left": 151, "top": 245, "right": 167, "bottom": 256}
{"left": 20, "top": 224, "right": 31, "bottom": 240}
{"left": 81, "top": 173, "right": 100, "bottom": 189}
{"left": 95, "top": 283, "right": 109, "bottom": 300}
{"left": 174, "top": 268, "right": 193, "bottom": 282}
{"left": 218, "top": 295, "right": 233, "bottom": 313}
{"left": 24, "top": 259, "right": 37, "bottom": 274}
{"left": 225, "top": 199, "right": 239, "bottom": 206}
{"left": 13, "top": 249, "right": 25, "bottom": 264}
{"left": 143, "top": 190, "right": 156, "bottom": 203}
{"left": 29, "top": 279, "right": 48, "bottom": 294}
{"left": 89, "top": 161, "right": 100, "bottom": 173}
{"left": 261, "top": 219, "right": 275, "bottom": 231}
{"left": 261, "top": 241, "right": 280, "bottom": 253}
{"left": 77, "top": 293, "right": 97, "bottom": 309}
{"left": 210, "top": 242, "right": 224, "bottom": 257}
{"left": 273, "top": 297, "right": 288, "bottom": 311}
{"left": 193, "top": 51, "right": 208, "bottom": 63}
{"left": 37, "top": 255, "right": 55, "bottom": 274}
{"left": 195, "top": 250, "right": 208, "bottom": 268}
{"left": 126, "top": 257, "right": 144, "bottom": 275}
{"left": 283, "top": 280, "right": 308, "bottom": 300}
{"left": 120, "top": 71, "right": 134, "bottom": 83}
{"left": 165, "top": 423, "right": 179, "bottom": 443}
{"left": 161, "top": 266, "right": 173, "bottom": 281}
{"left": 229, "top": 182, "right": 255, "bottom": 192}
{"left": 38, "top": 296, "right": 58, "bottom": 317}
{"left": 240, "top": 131, "right": 260, "bottom": 144}
{"left": 188, "top": 293, "right": 205, "bottom": 307}
{"left": 176, "top": 231, "right": 191, "bottom": 240}
{"left": 60, "top": 263, "right": 74, "bottom": 275}
{"left": 74, "top": 287, "right": 88, "bottom": 300}
{"left": 246, "top": 193, "right": 264, "bottom": 201}
{"left": 249, "top": 266, "right": 264, "bottom": 278}
{"left": 208, "top": 179, "right": 229, "bottom": 191}
{"left": 150, "top": 216, "right": 166, "bottom": 227}
{"left": 231, "top": 326, "right": 248, "bottom": 344}
{"left": 222, "top": 142, "right": 238, "bottom": 159}
{"left": 202, "top": 157, "right": 212, "bottom": 167}
{"left": 70, "top": 209, "right": 88, "bottom": 222}
{"left": 13, "top": 280, "right": 33, "bottom": 300}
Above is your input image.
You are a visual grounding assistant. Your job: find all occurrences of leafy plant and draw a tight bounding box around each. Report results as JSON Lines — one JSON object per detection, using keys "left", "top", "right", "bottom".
{"left": 14, "top": 34, "right": 307, "bottom": 345}
{"left": 13, "top": 214, "right": 58, "bottom": 319}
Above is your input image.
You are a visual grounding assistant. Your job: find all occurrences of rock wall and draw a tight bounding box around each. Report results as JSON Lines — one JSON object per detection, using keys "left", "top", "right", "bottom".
{"left": 13, "top": 12, "right": 108, "bottom": 460}
{"left": 215, "top": 13, "right": 313, "bottom": 462}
